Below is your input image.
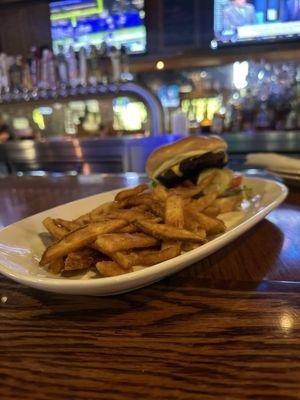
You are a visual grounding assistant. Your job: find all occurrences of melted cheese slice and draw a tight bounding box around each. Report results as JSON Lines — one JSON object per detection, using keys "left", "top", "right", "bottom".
{"left": 171, "top": 164, "right": 183, "bottom": 177}
{"left": 153, "top": 148, "right": 225, "bottom": 179}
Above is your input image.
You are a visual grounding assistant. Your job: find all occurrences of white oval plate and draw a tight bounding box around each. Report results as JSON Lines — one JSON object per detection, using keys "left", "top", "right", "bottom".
{"left": 0, "top": 177, "right": 288, "bottom": 296}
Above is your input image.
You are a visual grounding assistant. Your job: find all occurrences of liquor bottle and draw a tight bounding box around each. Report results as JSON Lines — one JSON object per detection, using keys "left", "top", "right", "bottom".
{"left": 254, "top": 102, "right": 272, "bottom": 131}
{"left": 211, "top": 111, "right": 225, "bottom": 134}
{"left": 40, "top": 48, "right": 49, "bottom": 89}
{"left": 285, "top": 99, "right": 297, "bottom": 130}
{"left": 39, "top": 48, "right": 56, "bottom": 89}
{"left": 240, "top": 90, "right": 255, "bottom": 132}
{"left": 229, "top": 104, "right": 242, "bottom": 133}
{"left": 200, "top": 101, "right": 212, "bottom": 133}
{"left": 186, "top": 100, "right": 200, "bottom": 134}
{"left": 0, "top": 54, "right": 4, "bottom": 95}
{"left": 47, "top": 49, "right": 56, "bottom": 88}
{"left": 22, "top": 56, "right": 32, "bottom": 91}
{"left": 56, "top": 45, "right": 68, "bottom": 86}
{"left": 9, "top": 55, "right": 22, "bottom": 92}
{"left": 120, "top": 45, "right": 130, "bottom": 81}
{"left": 171, "top": 108, "right": 189, "bottom": 134}
{"left": 0, "top": 53, "right": 10, "bottom": 94}
{"left": 64, "top": 106, "right": 77, "bottom": 135}
{"left": 66, "top": 46, "right": 78, "bottom": 87}
{"left": 78, "top": 47, "right": 87, "bottom": 86}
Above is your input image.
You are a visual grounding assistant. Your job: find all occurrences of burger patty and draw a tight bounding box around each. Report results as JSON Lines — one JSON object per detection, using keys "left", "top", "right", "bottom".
{"left": 157, "top": 151, "right": 227, "bottom": 188}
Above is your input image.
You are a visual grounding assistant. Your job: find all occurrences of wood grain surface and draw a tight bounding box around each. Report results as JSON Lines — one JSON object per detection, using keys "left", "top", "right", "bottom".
{"left": 0, "top": 174, "right": 300, "bottom": 400}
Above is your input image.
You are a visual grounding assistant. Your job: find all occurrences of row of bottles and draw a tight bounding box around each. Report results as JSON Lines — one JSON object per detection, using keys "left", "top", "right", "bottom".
{"left": 213, "top": 61, "right": 300, "bottom": 132}
{"left": 215, "top": 89, "right": 300, "bottom": 133}
{"left": 170, "top": 87, "right": 300, "bottom": 134}
{"left": 0, "top": 44, "right": 131, "bottom": 101}
{"left": 148, "top": 60, "right": 300, "bottom": 134}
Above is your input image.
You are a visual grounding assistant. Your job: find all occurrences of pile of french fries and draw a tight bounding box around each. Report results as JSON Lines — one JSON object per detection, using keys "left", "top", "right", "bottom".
{"left": 40, "top": 172, "right": 244, "bottom": 278}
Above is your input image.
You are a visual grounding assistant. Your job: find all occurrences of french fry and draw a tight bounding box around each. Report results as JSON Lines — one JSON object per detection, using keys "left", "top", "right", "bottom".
{"left": 181, "top": 242, "right": 201, "bottom": 252}
{"left": 118, "top": 193, "right": 153, "bottom": 208}
{"left": 54, "top": 218, "right": 80, "bottom": 232}
{"left": 135, "top": 220, "right": 206, "bottom": 242}
{"left": 188, "top": 192, "right": 218, "bottom": 213}
{"left": 95, "top": 233, "right": 159, "bottom": 253}
{"left": 148, "top": 200, "right": 165, "bottom": 218}
{"left": 129, "top": 204, "right": 149, "bottom": 212}
{"left": 161, "top": 241, "right": 182, "bottom": 255}
{"left": 48, "top": 257, "right": 65, "bottom": 274}
{"left": 136, "top": 245, "right": 181, "bottom": 265}
{"left": 90, "top": 202, "right": 119, "bottom": 219}
{"left": 165, "top": 195, "right": 184, "bottom": 228}
{"left": 39, "top": 176, "right": 243, "bottom": 277}
{"left": 192, "top": 212, "right": 226, "bottom": 236}
{"left": 40, "top": 219, "right": 127, "bottom": 266}
{"left": 153, "top": 185, "right": 168, "bottom": 202}
{"left": 91, "top": 209, "right": 157, "bottom": 223}
{"left": 212, "top": 194, "right": 244, "bottom": 214}
{"left": 75, "top": 201, "right": 118, "bottom": 225}
{"left": 43, "top": 217, "right": 69, "bottom": 240}
{"left": 115, "top": 184, "right": 149, "bottom": 202}
{"left": 107, "top": 245, "right": 181, "bottom": 269}
{"left": 184, "top": 214, "right": 207, "bottom": 239}
{"left": 119, "top": 193, "right": 164, "bottom": 217}
{"left": 118, "top": 224, "right": 139, "bottom": 233}
{"left": 64, "top": 248, "right": 101, "bottom": 271}
{"left": 96, "top": 261, "right": 132, "bottom": 277}
{"left": 110, "top": 251, "right": 140, "bottom": 269}
{"left": 118, "top": 195, "right": 164, "bottom": 217}
{"left": 169, "top": 172, "right": 217, "bottom": 198}
{"left": 164, "top": 195, "right": 184, "bottom": 253}
{"left": 203, "top": 206, "right": 220, "bottom": 218}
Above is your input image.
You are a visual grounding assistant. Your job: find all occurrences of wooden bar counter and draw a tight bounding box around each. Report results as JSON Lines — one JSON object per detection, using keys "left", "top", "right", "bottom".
{"left": 0, "top": 173, "right": 300, "bottom": 400}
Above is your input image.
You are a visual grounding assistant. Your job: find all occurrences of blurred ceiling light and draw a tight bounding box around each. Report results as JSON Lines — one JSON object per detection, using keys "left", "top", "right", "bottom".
{"left": 156, "top": 61, "right": 165, "bottom": 70}
{"left": 210, "top": 39, "right": 218, "bottom": 50}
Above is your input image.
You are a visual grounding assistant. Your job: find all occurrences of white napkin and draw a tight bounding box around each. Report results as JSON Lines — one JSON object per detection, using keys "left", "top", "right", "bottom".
{"left": 246, "top": 153, "right": 300, "bottom": 172}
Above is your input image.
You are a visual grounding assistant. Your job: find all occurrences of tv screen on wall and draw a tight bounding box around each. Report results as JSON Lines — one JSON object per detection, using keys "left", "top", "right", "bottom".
{"left": 214, "top": 0, "right": 300, "bottom": 46}
{"left": 50, "top": 0, "right": 146, "bottom": 54}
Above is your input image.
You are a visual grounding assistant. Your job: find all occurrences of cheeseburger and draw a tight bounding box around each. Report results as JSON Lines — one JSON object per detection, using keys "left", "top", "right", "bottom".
{"left": 146, "top": 136, "right": 243, "bottom": 195}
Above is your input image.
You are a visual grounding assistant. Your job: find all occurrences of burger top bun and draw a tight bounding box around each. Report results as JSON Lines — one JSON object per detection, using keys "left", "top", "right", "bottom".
{"left": 146, "top": 135, "right": 228, "bottom": 180}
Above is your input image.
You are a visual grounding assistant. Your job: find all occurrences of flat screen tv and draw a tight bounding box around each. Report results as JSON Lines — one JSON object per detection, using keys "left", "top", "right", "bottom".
{"left": 50, "top": 0, "right": 146, "bottom": 54}
{"left": 213, "top": 0, "right": 300, "bottom": 46}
